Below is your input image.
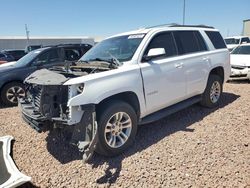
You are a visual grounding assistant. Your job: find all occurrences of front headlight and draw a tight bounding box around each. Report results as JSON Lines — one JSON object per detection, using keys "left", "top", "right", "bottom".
{"left": 68, "top": 83, "right": 85, "bottom": 99}
{"left": 76, "top": 84, "right": 85, "bottom": 94}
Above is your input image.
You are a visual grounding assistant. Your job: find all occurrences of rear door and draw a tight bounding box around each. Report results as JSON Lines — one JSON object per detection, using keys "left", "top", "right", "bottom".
{"left": 173, "top": 30, "right": 209, "bottom": 97}
{"left": 139, "top": 31, "right": 186, "bottom": 114}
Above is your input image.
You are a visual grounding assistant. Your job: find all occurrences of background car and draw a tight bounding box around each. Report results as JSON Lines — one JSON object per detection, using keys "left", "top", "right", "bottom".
{"left": 25, "top": 45, "right": 43, "bottom": 53}
{"left": 225, "top": 36, "right": 250, "bottom": 51}
{"left": 230, "top": 43, "right": 250, "bottom": 81}
{"left": 0, "top": 52, "right": 15, "bottom": 63}
{"left": 0, "top": 43, "right": 92, "bottom": 105}
{"left": 1, "top": 49, "right": 26, "bottom": 61}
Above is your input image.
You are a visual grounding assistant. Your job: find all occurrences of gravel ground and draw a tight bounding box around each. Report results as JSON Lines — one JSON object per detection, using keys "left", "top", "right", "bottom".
{"left": 0, "top": 82, "right": 249, "bottom": 187}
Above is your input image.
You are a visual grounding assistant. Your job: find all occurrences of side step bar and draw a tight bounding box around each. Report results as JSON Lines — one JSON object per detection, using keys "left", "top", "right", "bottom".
{"left": 139, "top": 95, "right": 202, "bottom": 125}
{"left": 0, "top": 136, "right": 31, "bottom": 188}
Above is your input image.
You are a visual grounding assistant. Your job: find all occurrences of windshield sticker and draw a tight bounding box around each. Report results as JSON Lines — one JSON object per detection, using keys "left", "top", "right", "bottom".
{"left": 128, "top": 34, "right": 145, "bottom": 39}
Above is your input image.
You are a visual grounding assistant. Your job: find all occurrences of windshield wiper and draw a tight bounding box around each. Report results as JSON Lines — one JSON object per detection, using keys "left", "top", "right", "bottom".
{"left": 77, "top": 60, "right": 89, "bottom": 64}
{"left": 88, "top": 58, "right": 120, "bottom": 69}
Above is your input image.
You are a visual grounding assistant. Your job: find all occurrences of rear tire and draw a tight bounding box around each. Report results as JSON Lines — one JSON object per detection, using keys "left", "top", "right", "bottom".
{"left": 200, "top": 74, "right": 223, "bottom": 108}
{"left": 1, "top": 82, "right": 25, "bottom": 106}
{"left": 95, "top": 100, "right": 138, "bottom": 156}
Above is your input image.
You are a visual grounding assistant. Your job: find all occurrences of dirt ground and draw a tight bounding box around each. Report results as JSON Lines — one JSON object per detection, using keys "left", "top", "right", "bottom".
{"left": 0, "top": 82, "right": 249, "bottom": 188}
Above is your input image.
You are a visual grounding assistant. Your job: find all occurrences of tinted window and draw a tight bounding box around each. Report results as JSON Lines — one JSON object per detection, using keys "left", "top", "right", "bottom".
{"left": 194, "top": 31, "right": 207, "bottom": 51}
{"left": 36, "top": 49, "right": 60, "bottom": 64}
{"left": 225, "top": 38, "right": 240, "bottom": 45}
{"left": 231, "top": 46, "right": 250, "bottom": 54}
{"left": 0, "top": 53, "right": 5, "bottom": 58}
{"left": 205, "top": 31, "right": 226, "bottom": 49}
{"left": 173, "top": 31, "right": 201, "bottom": 55}
{"left": 241, "top": 37, "right": 250, "bottom": 43}
{"left": 144, "top": 32, "right": 177, "bottom": 58}
{"left": 65, "top": 48, "right": 81, "bottom": 61}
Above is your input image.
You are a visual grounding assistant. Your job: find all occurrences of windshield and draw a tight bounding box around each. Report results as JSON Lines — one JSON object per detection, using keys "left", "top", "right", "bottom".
{"left": 15, "top": 49, "right": 42, "bottom": 67}
{"left": 225, "top": 38, "right": 240, "bottom": 45}
{"left": 80, "top": 34, "right": 145, "bottom": 63}
{"left": 231, "top": 46, "right": 250, "bottom": 55}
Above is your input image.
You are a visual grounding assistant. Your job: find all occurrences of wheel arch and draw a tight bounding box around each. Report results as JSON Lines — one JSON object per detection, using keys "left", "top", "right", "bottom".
{"left": 209, "top": 66, "right": 224, "bottom": 83}
{"left": 96, "top": 91, "right": 141, "bottom": 120}
{"left": 0, "top": 80, "right": 24, "bottom": 92}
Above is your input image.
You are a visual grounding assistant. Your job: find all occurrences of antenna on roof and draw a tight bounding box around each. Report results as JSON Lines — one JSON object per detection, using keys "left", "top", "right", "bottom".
{"left": 183, "top": 0, "right": 186, "bottom": 25}
{"left": 25, "top": 24, "right": 30, "bottom": 46}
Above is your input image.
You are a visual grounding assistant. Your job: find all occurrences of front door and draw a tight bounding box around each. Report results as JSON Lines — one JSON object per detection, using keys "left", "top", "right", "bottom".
{"left": 139, "top": 32, "right": 186, "bottom": 115}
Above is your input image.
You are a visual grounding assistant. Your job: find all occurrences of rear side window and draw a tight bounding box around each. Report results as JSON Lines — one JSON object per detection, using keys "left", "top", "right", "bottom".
{"left": 65, "top": 48, "right": 81, "bottom": 61}
{"left": 205, "top": 31, "right": 227, "bottom": 49}
{"left": 173, "top": 31, "right": 206, "bottom": 55}
{"left": 144, "top": 32, "right": 177, "bottom": 58}
{"left": 241, "top": 37, "right": 250, "bottom": 44}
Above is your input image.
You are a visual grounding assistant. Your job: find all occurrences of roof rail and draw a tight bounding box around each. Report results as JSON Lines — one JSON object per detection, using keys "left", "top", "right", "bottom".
{"left": 169, "top": 24, "right": 214, "bottom": 29}
{"left": 146, "top": 23, "right": 214, "bottom": 29}
{"left": 146, "top": 23, "right": 179, "bottom": 29}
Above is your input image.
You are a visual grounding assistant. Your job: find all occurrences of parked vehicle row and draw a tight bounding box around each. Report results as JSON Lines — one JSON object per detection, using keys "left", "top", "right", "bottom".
{"left": 19, "top": 24, "right": 230, "bottom": 161}
{"left": 0, "top": 52, "right": 15, "bottom": 63}
{"left": 1, "top": 49, "right": 26, "bottom": 61}
{"left": 225, "top": 36, "right": 250, "bottom": 51}
{"left": 0, "top": 43, "right": 92, "bottom": 105}
{"left": 230, "top": 43, "right": 250, "bottom": 81}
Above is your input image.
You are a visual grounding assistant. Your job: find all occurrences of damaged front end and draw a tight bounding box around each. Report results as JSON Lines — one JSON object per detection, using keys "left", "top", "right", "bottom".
{"left": 0, "top": 136, "right": 31, "bottom": 188}
{"left": 19, "top": 64, "right": 110, "bottom": 161}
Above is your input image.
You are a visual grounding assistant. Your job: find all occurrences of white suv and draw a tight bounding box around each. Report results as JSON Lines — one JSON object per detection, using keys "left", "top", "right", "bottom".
{"left": 20, "top": 24, "right": 230, "bottom": 161}
{"left": 225, "top": 36, "right": 250, "bottom": 51}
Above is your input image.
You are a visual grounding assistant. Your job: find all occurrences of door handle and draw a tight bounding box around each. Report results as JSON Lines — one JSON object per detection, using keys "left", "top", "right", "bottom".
{"left": 175, "top": 63, "right": 183, "bottom": 68}
{"left": 202, "top": 57, "right": 210, "bottom": 61}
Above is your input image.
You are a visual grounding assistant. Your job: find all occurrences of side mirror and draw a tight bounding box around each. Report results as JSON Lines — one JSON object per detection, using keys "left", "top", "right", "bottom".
{"left": 142, "top": 48, "right": 166, "bottom": 62}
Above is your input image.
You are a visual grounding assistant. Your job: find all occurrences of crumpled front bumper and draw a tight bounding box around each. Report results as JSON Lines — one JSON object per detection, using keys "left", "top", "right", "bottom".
{"left": 0, "top": 136, "right": 31, "bottom": 188}
{"left": 19, "top": 98, "right": 98, "bottom": 162}
{"left": 230, "top": 66, "right": 250, "bottom": 80}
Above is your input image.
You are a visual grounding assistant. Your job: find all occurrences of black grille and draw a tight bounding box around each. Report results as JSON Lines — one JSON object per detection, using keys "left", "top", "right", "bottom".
{"left": 230, "top": 74, "right": 247, "bottom": 78}
{"left": 231, "top": 65, "right": 246, "bottom": 70}
{"left": 32, "top": 86, "right": 42, "bottom": 110}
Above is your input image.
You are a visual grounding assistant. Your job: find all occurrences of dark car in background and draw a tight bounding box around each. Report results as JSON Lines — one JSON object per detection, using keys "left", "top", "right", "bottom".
{"left": 25, "top": 45, "right": 43, "bottom": 53}
{"left": 1, "top": 49, "right": 26, "bottom": 61}
{"left": 0, "top": 52, "right": 15, "bottom": 63}
{"left": 0, "top": 43, "right": 92, "bottom": 105}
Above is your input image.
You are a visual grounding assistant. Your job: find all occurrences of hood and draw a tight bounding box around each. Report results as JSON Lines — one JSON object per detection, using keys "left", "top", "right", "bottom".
{"left": 0, "top": 61, "right": 17, "bottom": 73}
{"left": 227, "top": 44, "right": 238, "bottom": 50}
{"left": 230, "top": 54, "right": 250, "bottom": 66}
{"left": 0, "top": 61, "right": 16, "bottom": 67}
{"left": 25, "top": 69, "right": 69, "bottom": 85}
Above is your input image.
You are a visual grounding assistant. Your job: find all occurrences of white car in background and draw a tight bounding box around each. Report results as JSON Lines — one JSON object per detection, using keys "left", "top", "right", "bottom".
{"left": 230, "top": 43, "right": 250, "bottom": 81}
{"left": 225, "top": 36, "right": 250, "bottom": 51}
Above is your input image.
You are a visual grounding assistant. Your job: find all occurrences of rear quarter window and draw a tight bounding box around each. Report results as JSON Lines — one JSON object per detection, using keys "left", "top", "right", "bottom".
{"left": 205, "top": 31, "right": 227, "bottom": 49}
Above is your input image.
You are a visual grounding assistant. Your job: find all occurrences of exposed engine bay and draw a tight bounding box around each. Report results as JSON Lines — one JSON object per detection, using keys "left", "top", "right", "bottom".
{"left": 20, "top": 62, "right": 114, "bottom": 162}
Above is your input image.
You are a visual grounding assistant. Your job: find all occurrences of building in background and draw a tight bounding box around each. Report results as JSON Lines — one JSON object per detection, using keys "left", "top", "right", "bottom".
{"left": 243, "top": 19, "right": 250, "bottom": 37}
{"left": 0, "top": 36, "right": 95, "bottom": 51}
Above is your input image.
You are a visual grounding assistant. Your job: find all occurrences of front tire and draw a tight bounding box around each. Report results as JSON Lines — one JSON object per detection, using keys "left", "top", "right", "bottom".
{"left": 200, "top": 74, "right": 223, "bottom": 108}
{"left": 96, "top": 100, "right": 138, "bottom": 156}
{"left": 1, "top": 82, "right": 25, "bottom": 106}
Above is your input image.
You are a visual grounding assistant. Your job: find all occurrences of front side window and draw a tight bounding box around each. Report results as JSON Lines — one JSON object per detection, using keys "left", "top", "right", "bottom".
{"left": 35, "top": 49, "right": 60, "bottom": 64}
{"left": 144, "top": 32, "right": 177, "bottom": 58}
{"left": 231, "top": 46, "right": 250, "bottom": 55}
{"left": 80, "top": 34, "right": 145, "bottom": 63}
